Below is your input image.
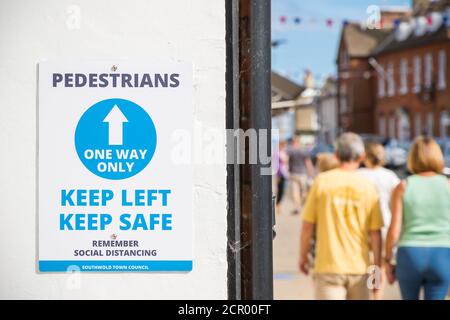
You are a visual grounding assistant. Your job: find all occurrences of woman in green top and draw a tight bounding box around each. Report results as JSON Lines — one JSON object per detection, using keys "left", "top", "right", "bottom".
{"left": 385, "top": 136, "right": 450, "bottom": 300}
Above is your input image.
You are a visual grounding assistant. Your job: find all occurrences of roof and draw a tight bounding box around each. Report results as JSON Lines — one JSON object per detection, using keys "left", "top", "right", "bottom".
{"left": 271, "top": 72, "right": 304, "bottom": 101}
{"left": 341, "top": 23, "right": 391, "bottom": 58}
{"left": 271, "top": 72, "right": 317, "bottom": 110}
{"left": 413, "top": 0, "right": 450, "bottom": 15}
{"left": 372, "top": 24, "right": 450, "bottom": 56}
{"left": 319, "top": 77, "right": 337, "bottom": 97}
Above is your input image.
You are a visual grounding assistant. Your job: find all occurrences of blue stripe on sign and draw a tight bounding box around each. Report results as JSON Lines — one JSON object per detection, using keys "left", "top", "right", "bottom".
{"left": 39, "top": 260, "right": 193, "bottom": 272}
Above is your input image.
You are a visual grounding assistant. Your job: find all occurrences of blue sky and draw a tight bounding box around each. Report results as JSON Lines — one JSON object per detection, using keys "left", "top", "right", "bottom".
{"left": 272, "top": 0, "right": 411, "bottom": 85}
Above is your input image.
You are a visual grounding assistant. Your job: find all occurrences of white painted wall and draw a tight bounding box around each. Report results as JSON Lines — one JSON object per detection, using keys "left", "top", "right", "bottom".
{"left": 0, "top": 0, "right": 228, "bottom": 299}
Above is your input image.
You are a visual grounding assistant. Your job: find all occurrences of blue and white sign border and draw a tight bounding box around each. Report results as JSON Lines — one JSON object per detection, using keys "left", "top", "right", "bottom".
{"left": 37, "top": 60, "right": 193, "bottom": 272}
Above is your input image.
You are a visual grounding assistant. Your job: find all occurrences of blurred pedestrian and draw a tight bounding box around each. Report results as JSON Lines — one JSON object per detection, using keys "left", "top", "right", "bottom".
{"left": 316, "top": 152, "right": 339, "bottom": 173}
{"left": 385, "top": 136, "right": 450, "bottom": 300}
{"left": 274, "top": 140, "right": 289, "bottom": 214}
{"left": 299, "top": 132, "right": 383, "bottom": 300}
{"left": 287, "top": 136, "right": 314, "bottom": 214}
{"left": 359, "top": 142, "right": 399, "bottom": 299}
{"left": 308, "top": 152, "right": 339, "bottom": 266}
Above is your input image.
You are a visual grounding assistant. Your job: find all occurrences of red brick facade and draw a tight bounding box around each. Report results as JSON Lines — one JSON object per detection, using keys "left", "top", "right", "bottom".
{"left": 374, "top": 42, "right": 450, "bottom": 140}
{"left": 336, "top": 25, "right": 387, "bottom": 134}
{"left": 338, "top": 56, "right": 376, "bottom": 134}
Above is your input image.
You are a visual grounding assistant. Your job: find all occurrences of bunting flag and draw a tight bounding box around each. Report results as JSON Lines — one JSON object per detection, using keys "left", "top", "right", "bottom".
{"left": 272, "top": 39, "right": 288, "bottom": 48}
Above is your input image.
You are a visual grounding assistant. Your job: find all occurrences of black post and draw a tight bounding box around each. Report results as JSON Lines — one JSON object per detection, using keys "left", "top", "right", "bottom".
{"left": 226, "top": 0, "right": 241, "bottom": 300}
{"left": 250, "top": 0, "right": 273, "bottom": 300}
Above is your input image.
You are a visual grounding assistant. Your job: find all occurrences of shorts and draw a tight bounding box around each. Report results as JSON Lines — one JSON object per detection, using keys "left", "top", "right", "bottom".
{"left": 313, "top": 273, "right": 369, "bottom": 300}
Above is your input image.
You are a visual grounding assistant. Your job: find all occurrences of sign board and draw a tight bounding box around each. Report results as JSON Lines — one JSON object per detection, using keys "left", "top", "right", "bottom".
{"left": 38, "top": 61, "right": 193, "bottom": 272}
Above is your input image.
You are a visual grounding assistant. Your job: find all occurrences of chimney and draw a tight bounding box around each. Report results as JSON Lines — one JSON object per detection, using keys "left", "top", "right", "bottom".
{"left": 303, "top": 70, "right": 314, "bottom": 89}
{"left": 413, "top": 0, "right": 444, "bottom": 15}
{"left": 413, "top": 0, "right": 433, "bottom": 14}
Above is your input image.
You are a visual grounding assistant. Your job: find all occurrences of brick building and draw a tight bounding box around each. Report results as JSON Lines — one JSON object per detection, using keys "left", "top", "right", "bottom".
{"left": 335, "top": 7, "right": 409, "bottom": 134}
{"left": 336, "top": 1, "right": 450, "bottom": 140}
{"left": 372, "top": 8, "right": 450, "bottom": 140}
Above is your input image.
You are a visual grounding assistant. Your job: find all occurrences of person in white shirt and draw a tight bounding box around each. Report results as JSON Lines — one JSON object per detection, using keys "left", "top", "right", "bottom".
{"left": 359, "top": 142, "right": 400, "bottom": 300}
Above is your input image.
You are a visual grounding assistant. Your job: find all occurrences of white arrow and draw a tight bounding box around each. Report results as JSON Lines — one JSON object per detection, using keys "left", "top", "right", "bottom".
{"left": 103, "top": 105, "right": 128, "bottom": 145}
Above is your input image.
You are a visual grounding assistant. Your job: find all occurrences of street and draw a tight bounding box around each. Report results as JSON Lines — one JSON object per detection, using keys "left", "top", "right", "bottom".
{"left": 273, "top": 195, "right": 402, "bottom": 300}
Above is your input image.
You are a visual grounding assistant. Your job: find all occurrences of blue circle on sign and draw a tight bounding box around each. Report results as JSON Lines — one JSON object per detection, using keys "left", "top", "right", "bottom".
{"left": 75, "top": 98, "right": 157, "bottom": 180}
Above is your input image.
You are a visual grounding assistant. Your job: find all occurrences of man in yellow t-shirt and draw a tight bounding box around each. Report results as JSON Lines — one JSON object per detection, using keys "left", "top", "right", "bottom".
{"left": 299, "top": 133, "right": 383, "bottom": 300}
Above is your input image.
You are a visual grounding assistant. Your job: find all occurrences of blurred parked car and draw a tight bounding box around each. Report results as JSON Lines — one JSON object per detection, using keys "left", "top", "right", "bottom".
{"left": 383, "top": 139, "right": 410, "bottom": 169}
{"left": 436, "top": 138, "right": 450, "bottom": 176}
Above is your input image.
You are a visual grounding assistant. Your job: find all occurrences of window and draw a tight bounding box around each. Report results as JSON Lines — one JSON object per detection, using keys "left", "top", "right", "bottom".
{"left": 438, "top": 50, "right": 446, "bottom": 90}
{"left": 413, "top": 55, "right": 421, "bottom": 93}
{"left": 340, "top": 50, "right": 349, "bottom": 69}
{"left": 377, "top": 66, "right": 385, "bottom": 98}
{"left": 387, "top": 62, "right": 395, "bottom": 97}
{"left": 399, "top": 59, "right": 408, "bottom": 95}
{"left": 424, "top": 53, "right": 433, "bottom": 89}
{"left": 427, "top": 112, "right": 434, "bottom": 137}
{"left": 398, "top": 111, "right": 410, "bottom": 142}
{"left": 415, "top": 113, "right": 422, "bottom": 137}
{"left": 339, "top": 84, "right": 347, "bottom": 114}
{"left": 440, "top": 111, "right": 450, "bottom": 138}
{"left": 378, "top": 114, "right": 386, "bottom": 136}
{"left": 389, "top": 114, "right": 396, "bottom": 138}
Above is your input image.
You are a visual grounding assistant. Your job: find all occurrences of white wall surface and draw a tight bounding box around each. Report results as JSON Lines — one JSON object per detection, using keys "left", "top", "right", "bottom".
{"left": 0, "top": 0, "right": 228, "bottom": 299}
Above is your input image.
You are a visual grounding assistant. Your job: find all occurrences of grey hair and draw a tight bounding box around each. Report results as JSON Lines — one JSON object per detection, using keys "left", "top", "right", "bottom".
{"left": 335, "top": 132, "right": 365, "bottom": 162}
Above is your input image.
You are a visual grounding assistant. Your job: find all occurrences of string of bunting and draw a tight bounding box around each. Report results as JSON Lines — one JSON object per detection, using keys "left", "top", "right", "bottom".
{"left": 277, "top": 15, "right": 344, "bottom": 27}
{"left": 393, "top": 15, "right": 449, "bottom": 28}
{"left": 277, "top": 11, "right": 450, "bottom": 29}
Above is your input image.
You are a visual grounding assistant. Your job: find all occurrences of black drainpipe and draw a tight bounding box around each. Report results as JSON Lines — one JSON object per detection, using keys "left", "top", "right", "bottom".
{"left": 226, "top": 0, "right": 272, "bottom": 300}
{"left": 249, "top": 0, "right": 273, "bottom": 300}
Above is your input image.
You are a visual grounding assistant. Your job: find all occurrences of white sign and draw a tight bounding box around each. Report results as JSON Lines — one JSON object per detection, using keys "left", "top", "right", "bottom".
{"left": 38, "top": 61, "right": 193, "bottom": 272}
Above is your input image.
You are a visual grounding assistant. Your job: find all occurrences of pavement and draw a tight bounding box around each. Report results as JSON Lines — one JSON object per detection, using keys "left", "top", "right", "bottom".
{"left": 273, "top": 193, "right": 402, "bottom": 300}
